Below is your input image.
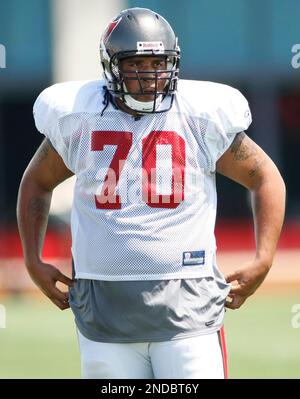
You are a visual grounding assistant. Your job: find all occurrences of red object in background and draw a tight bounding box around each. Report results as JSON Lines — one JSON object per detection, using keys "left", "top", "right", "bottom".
{"left": 215, "top": 220, "right": 300, "bottom": 250}
{"left": 215, "top": 220, "right": 256, "bottom": 250}
{"left": 0, "top": 227, "right": 72, "bottom": 259}
{"left": 278, "top": 90, "right": 300, "bottom": 137}
{"left": 0, "top": 220, "right": 299, "bottom": 259}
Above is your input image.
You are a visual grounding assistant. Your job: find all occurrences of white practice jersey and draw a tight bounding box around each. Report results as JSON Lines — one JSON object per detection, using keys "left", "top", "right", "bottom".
{"left": 33, "top": 79, "right": 252, "bottom": 281}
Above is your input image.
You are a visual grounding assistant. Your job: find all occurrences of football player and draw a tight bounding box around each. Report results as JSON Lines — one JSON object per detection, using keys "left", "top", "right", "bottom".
{"left": 17, "top": 7, "right": 285, "bottom": 378}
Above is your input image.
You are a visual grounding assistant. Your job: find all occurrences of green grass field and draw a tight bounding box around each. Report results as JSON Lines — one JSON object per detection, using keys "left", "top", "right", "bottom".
{"left": 225, "top": 293, "right": 300, "bottom": 378}
{"left": 0, "top": 293, "right": 299, "bottom": 379}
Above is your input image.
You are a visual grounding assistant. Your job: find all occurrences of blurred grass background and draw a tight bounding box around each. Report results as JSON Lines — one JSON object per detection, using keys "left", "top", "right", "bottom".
{"left": 225, "top": 293, "right": 300, "bottom": 378}
{"left": 0, "top": 292, "right": 299, "bottom": 379}
{"left": 0, "top": 296, "right": 80, "bottom": 378}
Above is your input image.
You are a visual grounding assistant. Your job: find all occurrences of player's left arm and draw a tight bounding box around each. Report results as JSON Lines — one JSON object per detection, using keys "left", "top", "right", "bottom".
{"left": 216, "top": 132, "right": 286, "bottom": 309}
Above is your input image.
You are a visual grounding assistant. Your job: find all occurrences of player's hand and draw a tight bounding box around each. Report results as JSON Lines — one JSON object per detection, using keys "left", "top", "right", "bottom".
{"left": 26, "top": 261, "right": 75, "bottom": 310}
{"left": 224, "top": 259, "right": 271, "bottom": 310}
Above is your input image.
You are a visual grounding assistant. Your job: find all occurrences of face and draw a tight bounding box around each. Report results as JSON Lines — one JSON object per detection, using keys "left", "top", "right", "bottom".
{"left": 120, "top": 56, "right": 169, "bottom": 102}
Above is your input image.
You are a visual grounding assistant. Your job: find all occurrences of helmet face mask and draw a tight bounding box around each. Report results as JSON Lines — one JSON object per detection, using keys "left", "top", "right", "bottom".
{"left": 100, "top": 8, "right": 180, "bottom": 114}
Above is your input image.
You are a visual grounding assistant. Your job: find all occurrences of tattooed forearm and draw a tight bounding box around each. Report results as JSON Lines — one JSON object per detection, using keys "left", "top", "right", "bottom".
{"left": 230, "top": 132, "right": 257, "bottom": 161}
{"left": 27, "top": 196, "right": 51, "bottom": 253}
{"left": 28, "top": 197, "right": 50, "bottom": 220}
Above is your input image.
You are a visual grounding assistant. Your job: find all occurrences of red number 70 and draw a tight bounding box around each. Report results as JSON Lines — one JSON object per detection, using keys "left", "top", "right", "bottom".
{"left": 91, "top": 130, "right": 186, "bottom": 209}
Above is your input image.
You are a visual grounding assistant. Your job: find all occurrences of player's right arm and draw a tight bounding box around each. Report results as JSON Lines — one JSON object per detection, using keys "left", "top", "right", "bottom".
{"left": 17, "top": 138, "right": 75, "bottom": 310}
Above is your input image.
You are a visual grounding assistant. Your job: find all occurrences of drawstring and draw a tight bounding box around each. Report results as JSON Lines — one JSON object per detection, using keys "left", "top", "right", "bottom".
{"left": 100, "top": 86, "right": 110, "bottom": 116}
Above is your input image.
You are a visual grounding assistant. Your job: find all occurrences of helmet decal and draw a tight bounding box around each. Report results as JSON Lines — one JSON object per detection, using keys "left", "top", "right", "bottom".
{"left": 137, "top": 42, "right": 165, "bottom": 54}
{"left": 103, "top": 17, "right": 122, "bottom": 44}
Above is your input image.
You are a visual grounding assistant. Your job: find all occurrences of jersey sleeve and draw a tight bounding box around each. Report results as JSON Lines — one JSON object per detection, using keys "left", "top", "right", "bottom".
{"left": 204, "top": 86, "right": 252, "bottom": 173}
{"left": 33, "top": 84, "right": 72, "bottom": 170}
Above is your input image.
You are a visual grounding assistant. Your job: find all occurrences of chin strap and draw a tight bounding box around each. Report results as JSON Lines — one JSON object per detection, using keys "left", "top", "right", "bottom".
{"left": 123, "top": 84, "right": 162, "bottom": 113}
